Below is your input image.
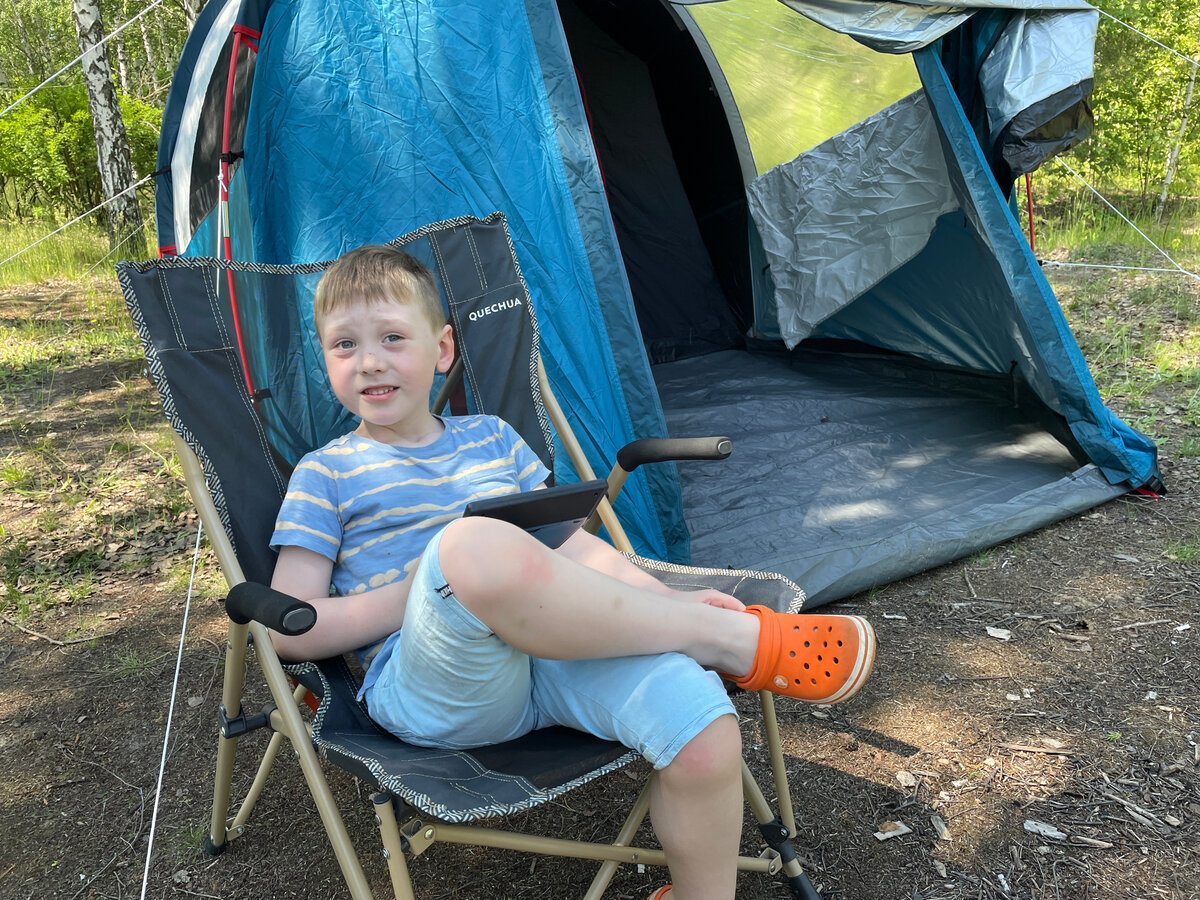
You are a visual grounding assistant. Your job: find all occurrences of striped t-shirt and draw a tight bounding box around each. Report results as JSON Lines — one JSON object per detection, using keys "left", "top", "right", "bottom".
{"left": 271, "top": 414, "right": 550, "bottom": 601}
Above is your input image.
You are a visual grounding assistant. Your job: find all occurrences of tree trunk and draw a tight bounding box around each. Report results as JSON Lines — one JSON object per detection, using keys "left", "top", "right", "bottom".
{"left": 115, "top": 32, "right": 130, "bottom": 95}
{"left": 8, "top": 2, "right": 40, "bottom": 79}
{"left": 70, "top": 0, "right": 146, "bottom": 255}
{"left": 140, "top": 16, "right": 161, "bottom": 96}
{"left": 180, "top": 0, "right": 202, "bottom": 30}
{"left": 1154, "top": 39, "right": 1198, "bottom": 221}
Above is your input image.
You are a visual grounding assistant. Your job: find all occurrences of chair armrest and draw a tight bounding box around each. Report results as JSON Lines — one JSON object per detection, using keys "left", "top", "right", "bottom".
{"left": 226, "top": 582, "right": 317, "bottom": 636}
{"left": 615, "top": 436, "right": 732, "bottom": 473}
{"left": 587, "top": 436, "right": 734, "bottom": 540}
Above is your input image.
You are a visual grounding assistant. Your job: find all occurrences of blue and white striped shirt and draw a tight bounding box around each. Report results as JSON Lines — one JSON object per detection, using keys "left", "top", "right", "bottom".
{"left": 271, "top": 414, "right": 550, "bottom": 600}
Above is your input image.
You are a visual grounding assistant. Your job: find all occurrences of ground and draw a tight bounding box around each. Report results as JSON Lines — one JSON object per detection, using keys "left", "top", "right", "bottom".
{"left": 0, "top": 261, "right": 1197, "bottom": 900}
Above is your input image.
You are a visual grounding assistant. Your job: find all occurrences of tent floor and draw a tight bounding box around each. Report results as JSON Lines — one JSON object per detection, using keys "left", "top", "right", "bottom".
{"left": 654, "top": 347, "right": 1125, "bottom": 606}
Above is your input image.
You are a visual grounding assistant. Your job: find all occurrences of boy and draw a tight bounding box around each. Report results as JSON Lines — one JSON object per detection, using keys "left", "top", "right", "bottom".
{"left": 269, "top": 245, "right": 875, "bottom": 900}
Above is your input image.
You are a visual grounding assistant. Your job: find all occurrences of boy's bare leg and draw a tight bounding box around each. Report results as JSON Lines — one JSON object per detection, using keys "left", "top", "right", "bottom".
{"left": 438, "top": 517, "right": 760, "bottom": 675}
{"left": 650, "top": 715, "right": 743, "bottom": 900}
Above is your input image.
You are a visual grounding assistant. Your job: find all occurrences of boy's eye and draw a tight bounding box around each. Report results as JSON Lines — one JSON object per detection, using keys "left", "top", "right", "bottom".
{"left": 334, "top": 339, "right": 355, "bottom": 351}
{"left": 383, "top": 333, "right": 403, "bottom": 343}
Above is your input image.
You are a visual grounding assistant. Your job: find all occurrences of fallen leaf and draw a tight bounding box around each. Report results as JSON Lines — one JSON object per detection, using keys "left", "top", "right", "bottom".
{"left": 873, "top": 820, "right": 912, "bottom": 841}
{"left": 1023, "top": 819, "right": 1067, "bottom": 840}
{"left": 931, "top": 814, "right": 951, "bottom": 842}
{"left": 986, "top": 626, "right": 1013, "bottom": 641}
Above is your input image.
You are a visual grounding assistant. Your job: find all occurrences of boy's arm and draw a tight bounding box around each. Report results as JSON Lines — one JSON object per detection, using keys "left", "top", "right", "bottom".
{"left": 268, "top": 545, "right": 414, "bottom": 661}
{"left": 556, "top": 529, "right": 744, "bottom": 610}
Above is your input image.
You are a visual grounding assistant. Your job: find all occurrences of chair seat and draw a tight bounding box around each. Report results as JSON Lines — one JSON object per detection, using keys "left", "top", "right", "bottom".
{"left": 289, "top": 657, "right": 637, "bottom": 823}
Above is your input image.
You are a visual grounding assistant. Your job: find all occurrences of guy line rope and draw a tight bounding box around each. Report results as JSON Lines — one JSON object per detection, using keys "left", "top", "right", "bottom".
{"left": 0, "top": 171, "right": 155, "bottom": 268}
{"left": 1050, "top": 157, "right": 1200, "bottom": 283}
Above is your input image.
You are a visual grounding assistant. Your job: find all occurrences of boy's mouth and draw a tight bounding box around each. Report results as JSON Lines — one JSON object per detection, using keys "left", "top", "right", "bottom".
{"left": 361, "top": 386, "right": 396, "bottom": 397}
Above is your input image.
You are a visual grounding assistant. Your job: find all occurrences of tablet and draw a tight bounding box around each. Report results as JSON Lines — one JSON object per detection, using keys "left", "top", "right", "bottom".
{"left": 462, "top": 479, "right": 609, "bottom": 548}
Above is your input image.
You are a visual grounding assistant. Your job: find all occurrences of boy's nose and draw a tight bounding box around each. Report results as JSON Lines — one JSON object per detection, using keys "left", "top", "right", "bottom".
{"left": 360, "top": 351, "right": 383, "bottom": 372}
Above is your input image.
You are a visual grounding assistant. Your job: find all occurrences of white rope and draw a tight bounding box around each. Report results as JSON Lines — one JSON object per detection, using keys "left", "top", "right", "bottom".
{"left": 77, "top": 221, "right": 154, "bottom": 275}
{"left": 1096, "top": 7, "right": 1200, "bottom": 69}
{"left": 1042, "top": 260, "right": 1200, "bottom": 276}
{"left": 0, "top": 0, "right": 167, "bottom": 119}
{"left": 0, "top": 171, "right": 154, "bottom": 268}
{"left": 1052, "top": 157, "right": 1200, "bottom": 283}
{"left": 138, "top": 519, "right": 204, "bottom": 900}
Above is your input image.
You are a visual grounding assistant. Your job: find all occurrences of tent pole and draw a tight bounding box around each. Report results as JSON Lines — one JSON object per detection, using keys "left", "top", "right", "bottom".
{"left": 220, "top": 27, "right": 257, "bottom": 399}
{"left": 1025, "top": 173, "right": 1036, "bottom": 253}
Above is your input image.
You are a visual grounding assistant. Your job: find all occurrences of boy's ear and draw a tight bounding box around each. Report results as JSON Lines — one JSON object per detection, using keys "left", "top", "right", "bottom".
{"left": 435, "top": 324, "right": 455, "bottom": 373}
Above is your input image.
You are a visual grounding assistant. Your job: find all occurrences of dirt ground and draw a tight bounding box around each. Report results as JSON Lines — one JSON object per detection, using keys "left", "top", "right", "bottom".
{"left": 0, "top": 269, "right": 1197, "bottom": 900}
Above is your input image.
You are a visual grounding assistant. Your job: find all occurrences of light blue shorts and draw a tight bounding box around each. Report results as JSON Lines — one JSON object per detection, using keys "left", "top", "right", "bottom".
{"left": 362, "top": 526, "right": 736, "bottom": 769}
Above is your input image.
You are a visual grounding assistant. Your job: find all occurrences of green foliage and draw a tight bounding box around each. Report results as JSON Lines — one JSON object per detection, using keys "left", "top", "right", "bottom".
{"left": 0, "top": 84, "right": 96, "bottom": 217}
{"left": 1057, "top": 1, "right": 1200, "bottom": 201}
{"left": 0, "top": 82, "right": 160, "bottom": 221}
{"left": 0, "top": 0, "right": 192, "bottom": 224}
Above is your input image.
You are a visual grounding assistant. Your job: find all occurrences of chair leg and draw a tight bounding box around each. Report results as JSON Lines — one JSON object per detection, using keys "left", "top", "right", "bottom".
{"left": 205, "top": 622, "right": 251, "bottom": 854}
{"left": 374, "top": 794, "right": 417, "bottom": 900}
{"left": 205, "top": 732, "right": 237, "bottom": 855}
{"left": 759, "top": 690, "right": 797, "bottom": 836}
{"left": 744, "top": 692, "right": 826, "bottom": 900}
{"left": 250, "top": 621, "right": 377, "bottom": 899}
{"left": 742, "top": 761, "right": 822, "bottom": 900}
{"left": 581, "top": 777, "right": 654, "bottom": 900}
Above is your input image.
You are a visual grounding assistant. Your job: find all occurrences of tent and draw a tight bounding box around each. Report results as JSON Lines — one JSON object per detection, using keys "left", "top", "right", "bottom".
{"left": 153, "top": 0, "right": 1161, "bottom": 604}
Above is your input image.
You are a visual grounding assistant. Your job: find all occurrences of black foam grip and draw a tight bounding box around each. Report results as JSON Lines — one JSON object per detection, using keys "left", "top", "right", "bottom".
{"left": 616, "top": 436, "right": 732, "bottom": 472}
{"left": 226, "top": 582, "right": 317, "bottom": 635}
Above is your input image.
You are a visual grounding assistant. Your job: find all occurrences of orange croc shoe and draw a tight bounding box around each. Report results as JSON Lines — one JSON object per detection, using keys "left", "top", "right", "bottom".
{"left": 726, "top": 606, "right": 876, "bottom": 704}
{"left": 647, "top": 888, "right": 672, "bottom": 900}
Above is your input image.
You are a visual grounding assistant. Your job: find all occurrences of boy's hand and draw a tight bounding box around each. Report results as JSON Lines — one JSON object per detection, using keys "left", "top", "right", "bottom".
{"left": 677, "top": 588, "right": 745, "bottom": 611}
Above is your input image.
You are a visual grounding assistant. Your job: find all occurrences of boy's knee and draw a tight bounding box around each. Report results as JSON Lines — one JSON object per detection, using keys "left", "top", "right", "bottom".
{"left": 438, "top": 517, "right": 545, "bottom": 603}
{"left": 663, "top": 715, "right": 741, "bottom": 786}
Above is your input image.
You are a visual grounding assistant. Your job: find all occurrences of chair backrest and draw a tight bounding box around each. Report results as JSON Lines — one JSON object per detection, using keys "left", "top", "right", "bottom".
{"left": 117, "top": 213, "right": 555, "bottom": 585}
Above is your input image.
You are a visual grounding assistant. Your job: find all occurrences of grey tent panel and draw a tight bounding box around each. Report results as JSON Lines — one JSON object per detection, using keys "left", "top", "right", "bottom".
{"left": 979, "top": 10, "right": 1097, "bottom": 145}
{"left": 655, "top": 348, "right": 1124, "bottom": 604}
{"left": 748, "top": 91, "right": 958, "bottom": 347}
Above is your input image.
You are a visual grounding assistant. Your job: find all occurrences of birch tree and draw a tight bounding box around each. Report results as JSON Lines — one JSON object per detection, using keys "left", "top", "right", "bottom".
{"left": 70, "top": 0, "right": 145, "bottom": 253}
{"left": 1155, "top": 16, "right": 1199, "bottom": 220}
{"left": 177, "top": 0, "right": 202, "bottom": 31}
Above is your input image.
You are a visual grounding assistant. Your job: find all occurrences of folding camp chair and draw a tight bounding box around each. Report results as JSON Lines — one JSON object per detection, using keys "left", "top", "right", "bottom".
{"left": 118, "top": 213, "right": 832, "bottom": 900}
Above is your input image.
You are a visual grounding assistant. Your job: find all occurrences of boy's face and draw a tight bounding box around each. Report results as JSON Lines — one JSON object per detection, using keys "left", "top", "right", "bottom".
{"left": 320, "top": 297, "right": 454, "bottom": 445}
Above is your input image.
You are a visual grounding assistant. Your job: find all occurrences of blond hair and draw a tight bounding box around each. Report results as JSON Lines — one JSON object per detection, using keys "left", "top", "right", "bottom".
{"left": 313, "top": 245, "right": 444, "bottom": 336}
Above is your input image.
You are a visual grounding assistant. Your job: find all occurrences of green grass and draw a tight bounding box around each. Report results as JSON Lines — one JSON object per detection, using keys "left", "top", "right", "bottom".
{"left": 0, "top": 300, "right": 141, "bottom": 392}
{"left": 0, "top": 219, "right": 152, "bottom": 286}
{"left": 1043, "top": 191, "right": 1199, "bottom": 435}
{"left": 967, "top": 548, "right": 995, "bottom": 567}
{"left": 0, "top": 266, "right": 194, "bottom": 618}
{"left": 1032, "top": 179, "right": 1199, "bottom": 267}
{"left": 112, "top": 647, "right": 159, "bottom": 679}
{"left": 1164, "top": 538, "right": 1200, "bottom": 565}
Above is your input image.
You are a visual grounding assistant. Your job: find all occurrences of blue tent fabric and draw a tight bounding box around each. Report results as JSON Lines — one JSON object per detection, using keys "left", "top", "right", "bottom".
{"left": 523, "top": 1, "right": 692, "bottom": 556}
{"left": 913, "top": 46, "right": 1159, "bottom": 487}
{"left": 236, "top": 0, "right": 681, "bottom": 560}
{"left": 148, "top": 0, "right": 1163, "bottom": 604}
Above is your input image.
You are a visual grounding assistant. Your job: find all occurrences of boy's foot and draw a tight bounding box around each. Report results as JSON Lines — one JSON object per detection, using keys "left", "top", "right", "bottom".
{"left": 647, "top": 888, "right": 672, "bottom": 900}
{"left": 724, "top": 606, "right": 875, "bottom": 704}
